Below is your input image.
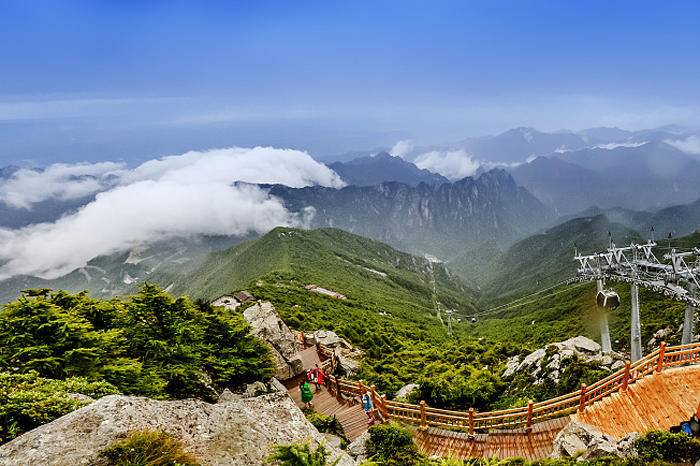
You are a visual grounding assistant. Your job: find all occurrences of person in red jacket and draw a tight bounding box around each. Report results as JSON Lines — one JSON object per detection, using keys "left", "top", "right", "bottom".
{"left": 312, "top": 363, "right": 324, "bottom": 391}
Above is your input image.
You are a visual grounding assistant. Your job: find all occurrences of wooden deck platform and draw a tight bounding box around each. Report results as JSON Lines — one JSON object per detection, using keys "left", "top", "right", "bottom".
{"left": 575, "top": 365, "right": 700, "bottom": 440}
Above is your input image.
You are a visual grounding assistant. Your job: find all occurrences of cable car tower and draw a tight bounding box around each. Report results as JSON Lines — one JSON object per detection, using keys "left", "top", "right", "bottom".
{"left": 574, "top": 232, "right": 700, "bottom": 361}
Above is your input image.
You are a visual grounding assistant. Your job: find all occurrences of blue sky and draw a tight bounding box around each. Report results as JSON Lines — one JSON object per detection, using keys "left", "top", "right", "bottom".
{"left": 1, "top": 0, "right": 700, "bottom": 164}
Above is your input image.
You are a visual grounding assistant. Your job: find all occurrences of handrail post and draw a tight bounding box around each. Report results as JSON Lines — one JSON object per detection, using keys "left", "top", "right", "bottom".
{"left": 656, "top": 341, "right": 667, "bottom": 373}
{"left": 419, "top": 400, "right": 428, "bottom": 430}
{"left": 525, "top": 400, "right": 534, "bottom": 433}
{"left": 300, "top": 330, "right": 305, "bottom": 347}
{"left": 621, "top": 362, "right": 631, "bottom": 391}
{"left": 358, "top": 380, "right": 364, "bottom": 399}
{"left": 381, "top": 394, "right": 389, "bottom": 422}
{"left": 468, "top": 408, "right": 475, "bottom": 436}
{"left": 578, "top": 383, "right": 587, "bottom": 412}
{"left": 335, "top": 377, "right": 343, "bottom": 402}
{"left": 370, "top": 384, "right": 378, "bottom": 420}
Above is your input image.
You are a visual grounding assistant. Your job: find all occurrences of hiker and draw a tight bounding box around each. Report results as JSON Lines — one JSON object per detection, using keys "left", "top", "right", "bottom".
{"left": 306, "top": 368, "right": 317, "bottom": 388}
{"left": 299, "top": 377, "right": 314, "bottom": 409}
{"left": 313, "top": 363, "right": 325, "bottom": 391}
{"left": 362, "top": 389, "right": 374, "bottom": 425}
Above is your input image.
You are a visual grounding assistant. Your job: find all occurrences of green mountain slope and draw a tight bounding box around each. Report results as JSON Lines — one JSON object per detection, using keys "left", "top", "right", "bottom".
{"left": 175, "top": 227, "right": 476, "bottom": 317}
{"left": 449, "top": 215, "right": 642, "bottom": 303}
{"left": 462, "top": 219, "right": 696, "bottom": 351}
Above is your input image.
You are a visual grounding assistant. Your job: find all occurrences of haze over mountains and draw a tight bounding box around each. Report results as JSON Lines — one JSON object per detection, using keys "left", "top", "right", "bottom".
{"left": 1, "top": 124, "right": 700, "bottom": 303}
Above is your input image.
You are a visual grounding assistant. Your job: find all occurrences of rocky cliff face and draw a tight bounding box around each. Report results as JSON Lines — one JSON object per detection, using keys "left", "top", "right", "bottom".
{"left": 0, "top": 383, "right": 355, "bottom": 466}
{"left": 268, "top": 169, "right": 553, "bottom": 258}
{"left": 243, "top": 301, "right": 304, "bottom": 380}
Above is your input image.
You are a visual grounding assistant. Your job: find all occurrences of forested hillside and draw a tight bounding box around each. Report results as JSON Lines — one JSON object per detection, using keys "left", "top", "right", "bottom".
{"left": 449, "top": 215, "right": 641, "bottom": 303}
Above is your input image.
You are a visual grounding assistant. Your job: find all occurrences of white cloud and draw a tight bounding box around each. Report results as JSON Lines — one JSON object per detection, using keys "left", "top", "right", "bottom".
{"left": 0, "top": 147, "right": 344, "bottom": 279}
{"left": 666, "top": 135, "right": 700, "bottom": 155}
{"left": 0, "top": 162, "right": 125, "bottom": 209}
{"left": 413, "top": 149, "right": 480, "bottom": 180}
{"left": 390, "top": 140, "right": 413, "bottom": 158}
{"left": 594, "top": 141, "right": 647, "bottom": 150}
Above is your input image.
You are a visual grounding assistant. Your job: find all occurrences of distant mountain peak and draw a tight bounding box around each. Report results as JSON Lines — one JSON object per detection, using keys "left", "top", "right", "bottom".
{"left": 328, "top": 151, "right": 449, "bottom": 187}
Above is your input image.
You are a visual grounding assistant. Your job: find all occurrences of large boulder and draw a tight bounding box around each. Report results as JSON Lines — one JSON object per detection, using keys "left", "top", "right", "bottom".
{"left": 305, "top": 330, "right": 342, "bottom": 347}
{"left": 0, "top": 392, "right": 356, "bottom": 466}
{"left": 551, "top": 419, "right": 636, "bottom": 459}
{"left": 334, "top": 347, "right": 363, "bottom": 378}
{"left": 243, "top": 301, "right": 304, "bottom": 380}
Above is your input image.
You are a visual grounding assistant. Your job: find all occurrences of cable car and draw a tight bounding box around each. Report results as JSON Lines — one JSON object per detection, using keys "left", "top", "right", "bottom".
{"left": 596, "top": 289, "right": 620, "bottom": 310}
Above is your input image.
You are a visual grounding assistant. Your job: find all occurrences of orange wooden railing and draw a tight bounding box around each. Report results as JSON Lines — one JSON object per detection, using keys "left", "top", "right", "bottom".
{"left": 297, "top": 336, "right": 700, "bottom": 434}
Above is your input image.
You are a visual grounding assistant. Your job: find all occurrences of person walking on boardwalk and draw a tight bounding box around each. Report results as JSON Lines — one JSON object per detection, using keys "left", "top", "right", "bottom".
{"left": 362, "top": 389, "right": 374, "bottom": 425}
{"left": 299, "top": 377, "right": 314, "bottom": 409}
{"left": 313, "top": 363, "right": 325, "bottom": 391}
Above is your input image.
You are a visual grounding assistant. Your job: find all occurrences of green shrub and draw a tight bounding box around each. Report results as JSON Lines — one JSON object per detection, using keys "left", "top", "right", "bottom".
{"left": 267, "top": 441, "right": 339, "bottom": 465}
{"left": 0, "top": 285, "right": 275, "bottom": 401}
{"left": 366, "top": 423, "right": 423, "bottom": 466}
{"left": 303, "top": 409, "right": 346, "bottom": 441}
{"left": 635, "top": 430, "right": 700, "bottom": 463}
{"left": 99, "top": 429, "right": 199, "bottom": 466}
{"left": 0, "top": 371, "right": 119, "bottom": 443}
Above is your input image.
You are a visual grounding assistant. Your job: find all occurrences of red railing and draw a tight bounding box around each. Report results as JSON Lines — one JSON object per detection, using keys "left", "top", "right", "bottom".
{"left": 305, "top": 339, "right": 700, "bottom": 433}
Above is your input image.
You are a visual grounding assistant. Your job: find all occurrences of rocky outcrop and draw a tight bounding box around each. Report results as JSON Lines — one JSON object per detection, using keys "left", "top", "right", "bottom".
{"left": 503, "top": 336, "right": 625, "bottom": 385}
{"left": 304, "top": 329, "right": 342, "bottom": 347}
{"left": 303, "top": 329, "right": 364, "bottom": 378}
{"left": 395, "top": 383, "right": 420, "bottom": 400}
{"left": 346, "top": 430, "right": 370, "bottom": 463}
{"left": 0, "top": 386, "right": 355, "bottom": 466}
{"left": 551, "top": 419, "right": 638, "bottom": 459}
{"left": 243, "top": 301, "right": 304, "bottom": 380}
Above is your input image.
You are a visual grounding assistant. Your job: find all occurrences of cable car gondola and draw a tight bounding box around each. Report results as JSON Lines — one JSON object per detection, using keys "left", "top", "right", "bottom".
{"left": 596, "top": 289, "right": 620, "bottom": 310}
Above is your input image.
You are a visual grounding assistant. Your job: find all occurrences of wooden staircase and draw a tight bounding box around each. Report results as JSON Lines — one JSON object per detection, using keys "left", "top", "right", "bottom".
{"left": 575, "top": 365, "right": 700, "bottom": 440}
{"left": 286, "top": 377, "right": 372, "bottom": 441}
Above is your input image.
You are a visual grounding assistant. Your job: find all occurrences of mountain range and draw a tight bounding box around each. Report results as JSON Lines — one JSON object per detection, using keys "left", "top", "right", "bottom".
{"left": 510, "top": 141, "right": 700, "bottom": 214}
{"left": 267, "top": 169, "right": 554, "bottom": 258}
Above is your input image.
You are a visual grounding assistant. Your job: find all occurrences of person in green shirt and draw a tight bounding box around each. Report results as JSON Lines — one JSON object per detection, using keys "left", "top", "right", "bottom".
{"left": 300, "top": 375, "right": 314, "bottom": 408}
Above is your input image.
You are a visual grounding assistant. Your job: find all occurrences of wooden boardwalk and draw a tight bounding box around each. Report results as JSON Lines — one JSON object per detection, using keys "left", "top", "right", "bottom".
{"left": 285, "top": 380, "right": 371, "bottom": 441}
{"left": 413, "top": 417, "right": 569, "bottom": 460}
{"left": 284, "top": 343, "right": 700, "bottom": 459}
{"left": 575, "top": 365, "right": 700, "bottom": 439}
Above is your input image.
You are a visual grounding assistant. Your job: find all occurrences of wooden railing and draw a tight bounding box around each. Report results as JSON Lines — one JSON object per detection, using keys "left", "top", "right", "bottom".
{"left": 304, "top": 338, "right": 700, "bottom": 434}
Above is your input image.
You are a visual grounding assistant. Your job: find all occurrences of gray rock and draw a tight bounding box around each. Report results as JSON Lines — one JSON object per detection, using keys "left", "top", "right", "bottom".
{"left": 611, "top": 360, "right": 626, "bottom": 371}
{"left": 517, "top": 348, "right": 546, "bottom": 371}
{"left": 395, "top": 383, "right": 420, "bottom": 400}
{"left": 0, "top": 393, "right": 356, "bottom": 466}
{"left": 242, "top": 381, "right": 268, "bottom": 397}
{"left": 502, "top": 356, "right": 521, "bottom": 378}
{"left": 335, "top": 347, "right": 363, "bottom": 378}
{"left": 306, "top": 330, "right": 342, "bottom": 347}
{"left": 559, "top": 336, "right": 601, "bottom": 354}
{"left": 347, "top": 430, "right": 370, "bottom": 462}
{"left": 322, "top": 433, "right": 344, "bottom": 450}
{"left": 551, "top": 419, "right": 631, "bottom": 459}
{"left": 243, "top": 302, "right": 304, "bottom": 380}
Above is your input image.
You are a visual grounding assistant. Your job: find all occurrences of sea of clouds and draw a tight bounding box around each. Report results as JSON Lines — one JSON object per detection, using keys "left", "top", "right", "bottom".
{"left": 0, "top": 147, "right": 344, "bottom": 279}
